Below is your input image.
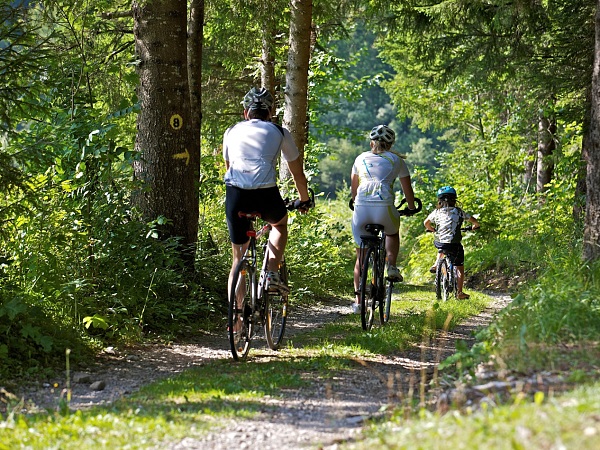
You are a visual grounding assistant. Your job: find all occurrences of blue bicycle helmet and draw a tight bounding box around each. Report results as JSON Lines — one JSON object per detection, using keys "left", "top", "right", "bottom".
{"left": 437, "top": 186, "right": 457, "bottom": 199}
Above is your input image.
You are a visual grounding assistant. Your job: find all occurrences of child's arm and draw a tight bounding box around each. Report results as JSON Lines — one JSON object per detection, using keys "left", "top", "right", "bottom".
{"left": 468, "top": 216, "right": 480, "bottom": 229}
{"left": 424, "top": 218, "right": 435, "bottom": 232}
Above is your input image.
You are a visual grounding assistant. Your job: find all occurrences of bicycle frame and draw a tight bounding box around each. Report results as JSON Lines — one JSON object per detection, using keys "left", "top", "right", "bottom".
{"left": 244, "top": 219, "right": 272, "bottom": 311}
{"left": 228, "top": 213, "right": 292, "bottom": 359}
{"left": 228, "top": 215, "right": 272, "bottom": 360}
{"left": 228, "top": 189, "right": 314, "bottom": 359}
{"left": 433, "top": 226, "right": 473, "bottom": 302}
{"left": 435, "top": 251, "right": 457, "bottom": 302}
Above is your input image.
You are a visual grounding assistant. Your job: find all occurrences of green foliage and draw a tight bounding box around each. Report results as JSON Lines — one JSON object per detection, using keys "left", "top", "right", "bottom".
{"left": 285, "top": 202, "right": 352, "bottom": 300}
{"left": 0, "top": 289, "right": 93, "bottom": 380}
{"left": 490, "top": 256, "right": 600, "bottom": 363}
{"left": 439, "top": 253, "right": 600, "bottom": 376}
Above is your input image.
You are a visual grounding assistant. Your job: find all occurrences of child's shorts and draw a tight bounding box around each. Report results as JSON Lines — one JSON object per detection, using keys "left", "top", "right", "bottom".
{"left": 434, "top": 242, "right": 465, "bottom": 266}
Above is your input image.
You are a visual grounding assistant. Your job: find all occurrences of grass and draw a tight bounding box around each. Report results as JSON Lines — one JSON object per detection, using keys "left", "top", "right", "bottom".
{"left": 346, "top": 382, "right": 600, "bottom": 449}
{"left": 290, "top": 284, "right": 489, "bottom": 357}
{"left": 0, "top": 284, "right": 491, "bottom": 448}
{"left": 2, "top": 278, "right": 599, "bottom": 449}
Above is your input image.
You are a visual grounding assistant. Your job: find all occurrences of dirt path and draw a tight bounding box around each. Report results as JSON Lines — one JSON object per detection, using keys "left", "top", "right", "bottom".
{"left": 14, "top": 293, "right": 511, "bottom": 449}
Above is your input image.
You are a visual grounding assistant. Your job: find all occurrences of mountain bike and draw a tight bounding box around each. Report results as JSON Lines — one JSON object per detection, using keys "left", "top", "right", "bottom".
{"left": 357, "top": 198, "right": 422, "bottom": 331}
{"left": 228, "top": 190, "right": 314, "bottom": 360}
{"left": 432, "top": 226, "right": 474, "bottom": 302}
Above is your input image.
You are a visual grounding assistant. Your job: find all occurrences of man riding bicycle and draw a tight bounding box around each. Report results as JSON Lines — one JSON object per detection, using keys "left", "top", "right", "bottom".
{"left": 223, "top": 87, "right": 311, "bottom": 296}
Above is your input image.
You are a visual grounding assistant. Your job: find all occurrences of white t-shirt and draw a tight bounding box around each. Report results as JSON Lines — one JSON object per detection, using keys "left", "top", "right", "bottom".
{"left": 223, "top": 119, "right": 300, "bottom": 189}
{"left": 351, "top": 151, "right": 410, "bottom": 206}
{"left": 426, "top": 207, "right": 472, "bottom": 244}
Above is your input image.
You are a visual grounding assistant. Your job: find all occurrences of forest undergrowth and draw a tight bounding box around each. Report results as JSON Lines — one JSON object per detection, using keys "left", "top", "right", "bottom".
{"left": 2, "top": 191, "right": 600, "bottom": 448}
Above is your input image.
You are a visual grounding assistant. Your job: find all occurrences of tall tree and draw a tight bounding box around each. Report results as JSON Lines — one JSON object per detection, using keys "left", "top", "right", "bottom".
{"left": 188, "top": 0, "right": 204, "bottom": 146}
{"left": 537, "top": 114, "right": 556, "bottom": 193}
{"left": 283, "top": 0, "right": 313, "bottom": 161}
{"left": 585, "top": 0, "right": 600, "bottom": 261}
{"left": 132, "top": 0, "right": 200, "bottom": 262}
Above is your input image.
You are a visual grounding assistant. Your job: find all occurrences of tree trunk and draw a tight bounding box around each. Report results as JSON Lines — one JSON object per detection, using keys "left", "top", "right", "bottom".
{"left": 132, "top": 0, "right": 199, "bottom": 262}
{"left": 261, "top": 30, "right": 276, "bottom": 94}
{"left": 584, "top": 0, "right": 600, "bottom": 261}
{"left": 523, "top": 142, "right": 536, "bottom": 193}
{"left": 575, "top": 128, "right": 589, "bottom": 223}
{"left": 536, "top": 114, "right": 556, "bottom": 193}
{"left": 282, "top": 0, "right": 312, "bottom": 173}
{"left": 188, "top": 0, "right": 204, "bottom": 145}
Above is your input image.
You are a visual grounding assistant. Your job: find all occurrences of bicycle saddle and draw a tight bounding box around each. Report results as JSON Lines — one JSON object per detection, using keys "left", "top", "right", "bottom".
{"left": 365, "top": 223, "right": 384, "bottom": 234}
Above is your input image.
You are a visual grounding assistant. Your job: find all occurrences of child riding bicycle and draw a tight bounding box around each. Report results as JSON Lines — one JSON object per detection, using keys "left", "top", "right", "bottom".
{"left": 423, "top": 186, "right": 480, "bottom": 300}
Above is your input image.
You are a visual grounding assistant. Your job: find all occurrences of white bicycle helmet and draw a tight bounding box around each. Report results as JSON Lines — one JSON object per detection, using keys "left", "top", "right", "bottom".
{"left": 369, "top": 124, "right": 395, "bottom": 144}
{"left": 242, "top": 87, "right": 274, "bottom": 111}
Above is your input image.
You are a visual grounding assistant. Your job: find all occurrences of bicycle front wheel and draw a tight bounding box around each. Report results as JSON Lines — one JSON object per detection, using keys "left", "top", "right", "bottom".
{"left": 359, "top": 247, "right": 377, "bottom": 331}
{"left": 228, "top": 259, "right": 255, "bottom": 360}
{"left": 264, "top": 260, "right": 288, "bottom": 350}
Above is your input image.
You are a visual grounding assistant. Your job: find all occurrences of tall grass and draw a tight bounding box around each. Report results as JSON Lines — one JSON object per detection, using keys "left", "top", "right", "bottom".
{"left": 443, "top": 251, "right": 600, "bottom": 375}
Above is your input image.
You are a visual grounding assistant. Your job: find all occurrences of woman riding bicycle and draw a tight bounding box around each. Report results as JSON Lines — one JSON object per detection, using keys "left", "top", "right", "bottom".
{"left": 350, "top": 124, "right": 416, "bottom": 314}
{"left": 423, "top": 186, "right": 480, "bottom": 300}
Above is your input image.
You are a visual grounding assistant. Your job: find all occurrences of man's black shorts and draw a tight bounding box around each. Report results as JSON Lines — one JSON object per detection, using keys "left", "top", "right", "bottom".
{"left": 434, "top": 242, "right": 465, "bottom": 266}
{"left": 225, "top": 185, "right": 287, "bottom": 245}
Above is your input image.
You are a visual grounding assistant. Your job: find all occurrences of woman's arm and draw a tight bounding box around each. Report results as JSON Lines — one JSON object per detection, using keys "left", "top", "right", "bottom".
{"left": 399, "top": 176, "right": 415, "bottom": 209}
{"left": 351, "top": 173, "right": 359, "bottom": 201}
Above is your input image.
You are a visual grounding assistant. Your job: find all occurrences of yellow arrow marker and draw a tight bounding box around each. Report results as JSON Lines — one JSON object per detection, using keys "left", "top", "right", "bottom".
{"left": 173, "top": 148, "right": 190, "bottom": 165}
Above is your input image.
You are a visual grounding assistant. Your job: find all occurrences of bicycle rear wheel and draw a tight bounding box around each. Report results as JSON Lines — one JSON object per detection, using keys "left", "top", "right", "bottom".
{"left": 359, "top": 247, "right": 377, "bottom": 331}
{"left": 377, "top": 249, "right": 386, "bottom": 325}
{"left": 264, "top": 259, "right": 288, "bottom": 350}
{"left": 228, "top": 259, "right": 255, "bottom": 360}
{"left": 383, "top": 281, "right": 393, "bottom": 323}
{"left": 439, "top": 258, "right": 452, "bottom": 302}
{"left": 435, "top": 260, "right": 442, "bottom": 300}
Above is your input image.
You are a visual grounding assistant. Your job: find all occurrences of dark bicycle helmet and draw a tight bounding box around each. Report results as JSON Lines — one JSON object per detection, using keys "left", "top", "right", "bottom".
{"left": 437, "top": 186, "right": 457, "bottom": 199}
{"left": 242, "top": 87, "right": 274, "bottom": 111}
{"left": 369, "top": 124, "right": 395, "bottom": 144}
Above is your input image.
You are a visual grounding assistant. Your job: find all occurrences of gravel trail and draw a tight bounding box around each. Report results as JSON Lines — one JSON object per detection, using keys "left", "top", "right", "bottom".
{"left": 12, "top": 292, "right": 512, "bottom": 449}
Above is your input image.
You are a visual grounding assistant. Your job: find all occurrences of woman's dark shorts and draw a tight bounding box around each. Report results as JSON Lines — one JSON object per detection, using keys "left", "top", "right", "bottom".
{"left": 225, "top": 185, "right": 287, "bottom": 245}
{"left": 434, "top": 242, "right": 465, "bottom": 266}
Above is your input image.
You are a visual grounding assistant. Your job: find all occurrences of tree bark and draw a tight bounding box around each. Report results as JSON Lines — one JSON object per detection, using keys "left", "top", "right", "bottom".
{"left": 536, "top": 114, "right": 556, "bottom": 193}
{"left": 188, "top": 0, "right": 204, "bottom": 145}
{"left": 261, "top": 30, "right": 276, "bottom": 94}
{"left": 584, "top": 0, "right": 600, "bottom": 261}
{"left": 282, "top": 0, "right": 312, "bottom": 173}
{"left": 132, "top": 0, "right": 199, "bottom": 262}
{"left": 523, "top": 142, "right": 536, "bottom": 193}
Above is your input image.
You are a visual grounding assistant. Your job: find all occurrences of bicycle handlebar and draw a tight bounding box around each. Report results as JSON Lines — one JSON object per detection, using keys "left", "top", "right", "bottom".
{"left": 397, "top": 197, "right": 422, "bottom": 216}
{"left": 426, "top": 226, "right": 480, "bottom": 233}
{"left": 349, "top": 196, "right": 423, "bottom": 214}
{"left": 285, "top": 188, "right": 315, "bottom": 212}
